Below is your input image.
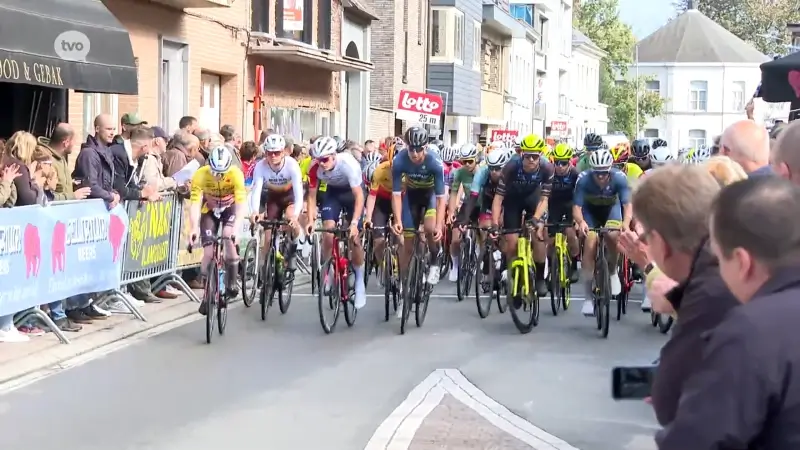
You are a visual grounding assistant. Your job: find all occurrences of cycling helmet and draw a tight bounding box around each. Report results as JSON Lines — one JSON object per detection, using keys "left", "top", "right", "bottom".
{"left": 364, "top": 151, "right": 383, "bottom": 165}
{"left": 365, "top": 161, "right": 379, "bottom": 181}
{"left": 631, "top": 139, "right": 651, "bottom": 158}
{"left": 693, "top": 146, "right": 712, "bottom": 162}
{"left": 589, "top": 149, "right": 614, "bottom": 171}
{"left": 262, "top": 134, "right": 285, "bottom": 152}
{"left": 552, "top": 143, "right": 573, "bottom": 160}
{"left": 331, "top": 136, "right": 346, "bottom": 153}
{"left": 584, "top": 133, "right": 604, "bottom": 150}
{"left": 652, "top": 138, "right": 668, "bottom": 149}
{"left": 312, "top": 136, "right": 338, "bottom": 159}
{"left": 426, "top": 143, "right": 440, "bottom": 159}
{"left": 458, "top": 143, "right": 479, "bottom": 160}
{"left": 486, "top": 148, "right": 512, "bottom": 167}
{"left": 404, "top": 126, "right": 428, "bottom": 148}
{"left": 650, "top": 146, "right": 674, "bottom": 166}
{"left": 519, "top": 134, "right": 547, "bottom": 153}
{"left": 430, "top": 139, "right": 444, "bottom": 148}
{"left": 208, "top": 145, "right": 233, "bottom": 174}
{"left": 610, "top": 142, "right": 631, "bottom": 164}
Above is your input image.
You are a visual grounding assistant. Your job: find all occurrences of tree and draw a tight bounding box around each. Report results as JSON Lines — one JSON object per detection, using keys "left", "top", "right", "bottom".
{"left": 606, "top": 77, "right": 665, "bottom": 139}
{"left": 673, "top": 0, "right": 800, "bottom": 56}
{"left": 575, "top": 0, "right": 665, "bottom": 139}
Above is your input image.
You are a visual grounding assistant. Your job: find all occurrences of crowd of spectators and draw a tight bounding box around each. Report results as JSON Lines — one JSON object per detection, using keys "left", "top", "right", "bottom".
{"left": 617, "top": 118, "right": 800, "bottom": 448}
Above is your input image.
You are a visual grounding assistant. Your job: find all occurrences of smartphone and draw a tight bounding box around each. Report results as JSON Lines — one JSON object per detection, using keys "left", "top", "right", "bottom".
{"left": 612, "top": 365, "right": 656, "bottom": 400}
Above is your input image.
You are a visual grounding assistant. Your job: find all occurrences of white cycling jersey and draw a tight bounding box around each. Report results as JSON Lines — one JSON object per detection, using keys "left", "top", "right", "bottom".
{"left": 308, "top": 152, "right": 362, "bottom": 189}
{"left": 248, "top": 156, "right": 304, "bottom": 218}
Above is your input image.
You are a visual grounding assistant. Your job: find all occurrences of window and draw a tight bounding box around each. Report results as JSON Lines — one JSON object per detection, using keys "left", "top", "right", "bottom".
{"left": 731, "top": 81, "right": 745, "bottom": 111}
{"left": 430, "top": 8, "right": 464, "bottom": 64}
{"left": 689, "top": 80, "right": 708, "bottom": 111}
{"left": 644, "top": 129, "right": 659, "bottom": 138}
{"left": 510, "top": 4, "right": 534, "bottom": 27}
{"left": 646, "top": 80, "right": 660, "bottom": 93}
{"left": 473, "top": 21, "right": 480, "bottom": 71}
{"left": 417, "top": 0, "right": 423, "bottom": 44}
{"left": 688, "top": 129, "right": 706, "bottom": 148}
{"left": 83, "top": 93, "right": 118, "bottom": 137}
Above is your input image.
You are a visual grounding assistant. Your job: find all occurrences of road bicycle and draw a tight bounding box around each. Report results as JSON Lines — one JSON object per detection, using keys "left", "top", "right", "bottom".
{"left": 188, "top": 235, "right": 232, "bottom": 344}
{"left": 256, "top": 219, "right": 294, "bottom": 322}
{"left": 588, "top": 227, "right": 614, "bottom": 338}
{"left": 501, "top": 220, "right": 540, "bottom": 334}
{"left": 616, "top": 256, "right": 636, "bottom": 320}
{"left": 456, "top": 225, "right": 478, "bottom": 303}
{"left": 316, "top": 224, "right": 358, "bottom": 334}
{"left": 240, "top": 231, "right": 259, "bottom": 308}
{"left": 438, "top": 222, "right": 453, "bottom": 281}
{"left": 474, "top": 225, "right": 507, "bottom": 319}
{"left": 400, "top": 228, "right": 433, "bottom": 335}
{"left": 545, "top": 222, "right": 572, "bottom": 316}
{"left": 368, "top": 226, "right": 400, "bottom": 321}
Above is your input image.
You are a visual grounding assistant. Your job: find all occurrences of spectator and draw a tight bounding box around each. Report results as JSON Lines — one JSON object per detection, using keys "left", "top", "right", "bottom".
{"left": 656, "top": 176, "right": 800, "bottom": 449}
{"left": 628, "top": 164, "right": 740, "bottom": 427}
{"left": 31, "top": 145, "right": 57, "bottom": 202}
{"left": 283, "top": 134, "right": 295, "bottom": 157}
{"left": 364, "top": 139, "right": 377, "bottom": 156}
{"left": 240, "top": 140, "right": 259, "bottom": 182}
{"left": 219, "top": 125, "right": 242, "bottom": 169}
{"left": 179, "top": 116, "right": 198, "bottom": 133}
{"left": 719, "top": 119, "right": 771, "bottom": 176}
{"left": 258, "top": 129, "right": 275, "bottom": 146}
{"left": 4, "top": 131, "right": 40, "bottom": 206}
{"left": 771, "top": 119, "right": 800, "bottom": 184}
{"left": 73, "top": 114, "right": 119, "bottom": 207}
{"left": 42, "top": 123, "right": 90, "bottom": 201}
{"left": 163, "top": 131, "right": 199, "bottom": 177}
{"left": 0, "top": 164, "right": 19, "bottom": 206}
{"left": 193, "top": 128, "right": 211, "bottom": 164}
{"left": 139, "top": 126, "right": 177, "bottom": 192}
{"left": 116, "top": 112, "right": 147, "bottom": 148}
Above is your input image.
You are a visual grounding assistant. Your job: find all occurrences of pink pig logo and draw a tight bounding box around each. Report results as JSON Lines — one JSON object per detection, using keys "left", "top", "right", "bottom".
{"left": 788, "top": 70, "right": 800, "bottom": 98}
{"left": 23, "top": 224, "right": 41, "bottom": 278}
{"left": 52, "top": 221, "right": 66, "bottom": 273}
{"left": 108, "top": 214, "right": 125, "bottom": 262}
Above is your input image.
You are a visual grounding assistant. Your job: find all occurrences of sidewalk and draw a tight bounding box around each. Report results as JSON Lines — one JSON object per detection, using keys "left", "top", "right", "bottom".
{"left": 0, "top": 274, "right": 310, "bottom": 386}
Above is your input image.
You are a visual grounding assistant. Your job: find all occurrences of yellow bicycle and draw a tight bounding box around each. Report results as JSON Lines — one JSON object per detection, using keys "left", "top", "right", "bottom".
{"left": 545, "top": 222, "right": 572, "bottom": 315}
{"left": 502, "top": 219, "right": 540, "bottom": 334}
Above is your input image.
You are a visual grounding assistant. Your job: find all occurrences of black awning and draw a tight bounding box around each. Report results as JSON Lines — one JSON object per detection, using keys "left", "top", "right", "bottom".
{"left": 0, "top": 0, "right": 138, "bottom": 95}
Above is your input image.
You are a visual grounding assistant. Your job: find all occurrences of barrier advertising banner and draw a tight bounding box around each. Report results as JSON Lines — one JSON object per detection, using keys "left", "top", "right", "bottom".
{"left": 0, "top": 201, "right": 128, "bottom": 317}
{"left": 123, "top": 197, "right": 175, "bottom": 273}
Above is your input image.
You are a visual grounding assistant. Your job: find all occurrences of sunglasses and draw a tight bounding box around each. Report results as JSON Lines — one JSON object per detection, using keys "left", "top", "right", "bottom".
{"left": 632, "top": 155, "right": 649, "bottom": 161}
{"left": 522, "top": 153, "right": 540, "bottom": 160}
{"left": 409, "top": 147, "right": 425, "bottom": 154}
{"left": 489, "top": 166, "right": 502, "bottom": 172}
{"left": 317, "top": 156, "right": 333, "bottom": 164}
{"left": 593, "top": 170, "right": 610, "bottom": 176}
{"left": 461, "top": 159, "right": 476, "bottom": 165}
{"left": 267, "top": 150, "right": 283, "bottom": 156}
{"left": 555, "top": 160, "right": 570, "bottom": 167}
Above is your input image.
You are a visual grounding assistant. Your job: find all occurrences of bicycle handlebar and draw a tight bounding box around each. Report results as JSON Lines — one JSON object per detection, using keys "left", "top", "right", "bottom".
{"left": 187, "top": 235, "right": 234, "bottom": 254}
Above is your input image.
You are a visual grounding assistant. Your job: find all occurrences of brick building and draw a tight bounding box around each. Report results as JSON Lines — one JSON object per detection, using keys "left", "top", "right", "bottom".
{"left": 369, "top": 0, "right": 428, "bottom": 139}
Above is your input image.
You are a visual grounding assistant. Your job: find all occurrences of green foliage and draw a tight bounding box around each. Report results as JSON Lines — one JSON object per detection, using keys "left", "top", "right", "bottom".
{"left": 575, "top": 0, "right": 665, "bottom": 139}
{"left": 673, "top": 0, "right": 800, "bottom": 56}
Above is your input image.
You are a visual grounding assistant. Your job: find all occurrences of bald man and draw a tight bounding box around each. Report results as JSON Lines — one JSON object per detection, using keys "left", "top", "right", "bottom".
{"left": 93, "top": 114, "right": 117, "bottom": 146}
{"left": 719, "top": 120, "right": 772, "bottom": 176}
{"left": 771, "top": 120, "right": 800, "bottom": 184}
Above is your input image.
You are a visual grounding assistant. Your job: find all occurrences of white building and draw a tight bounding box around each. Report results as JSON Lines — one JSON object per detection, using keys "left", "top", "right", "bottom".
{"left": 629, "top": 9, "right": 768, "bottom": 148}
{"left": 569, "top": 29, "right": 608, "bottom": 147}
{"left": 507, "top": 30, "right": 537, "bottom": 135}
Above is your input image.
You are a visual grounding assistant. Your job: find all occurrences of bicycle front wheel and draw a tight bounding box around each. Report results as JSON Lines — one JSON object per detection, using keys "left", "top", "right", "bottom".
{"left": 508, "top": 261, "right": 537, "bottom": 334}
{"left": 241, "top": 239, "right": 258, "bottom": 307}
{"left": 310, "top": 234, "right": 320, "bottom": 295}
{"left": 217, "top": 275, "right": 227, "bottom": 336}
{"left": 344, "top": 264, "right": 358, "bottom": 327}
{"left": 415, "top": 259, "right": 431, "bottom": 327}
{"left": 363, "top": 234, "right": 374, "bottom": 289}
{"left": 278, "top": 240, "right": 293, "bottom": 314}
{"left": 204, "top": 262, "right": 218, "bottom": 344}
{"left": 475, "top": 243, "right": 494, "bottom": 319}
{"left": 549, "top": 250, "right": 561, "bottom": 316}
{"left": 260, "top": 248, "right": 275, "bottom": 322}
{"left": 595, "top": 261, "right": 611, "bottom": 338}
{"left": 317, "top": 259, "right": 341, "bottom": 334}
{"left": 400, "top": 255, "right": 418, "bottom": 335}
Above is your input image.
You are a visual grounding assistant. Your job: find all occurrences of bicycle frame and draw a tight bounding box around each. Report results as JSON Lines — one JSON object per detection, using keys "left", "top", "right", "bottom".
{"left": 319, "top": 227, "right": 352, "bottom": 303}
{"left": 507, "top": 225, "right": 535, "bottom": 298}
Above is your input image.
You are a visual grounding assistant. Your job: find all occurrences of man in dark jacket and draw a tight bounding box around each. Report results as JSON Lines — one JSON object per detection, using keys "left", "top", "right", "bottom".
{"left": 631, "top": 164, "right": 740, "bottom": 426}
{"left": 657, "top": 176, "right": 800, "bottom": 449}
{"left": 73, "top": 114, "right": 118, "bottom": 207}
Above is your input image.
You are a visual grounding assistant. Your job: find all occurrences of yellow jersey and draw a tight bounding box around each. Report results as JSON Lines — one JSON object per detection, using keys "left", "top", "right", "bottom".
{"left": 622, "top": 162, "right": 644, "bottom": 188}
{"left": 369, "top": 161, "right": 393, "bottom": 200}
{"left": 190, "top": 165, "right": 247, "bottom": 213}
{"left": 300, "top": 155, "right": 327, "bottom": 192}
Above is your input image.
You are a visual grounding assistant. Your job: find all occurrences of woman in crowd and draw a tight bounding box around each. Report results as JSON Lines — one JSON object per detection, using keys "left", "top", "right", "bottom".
{"left": 3, "top": 131, "right": 39, "bottom": 206}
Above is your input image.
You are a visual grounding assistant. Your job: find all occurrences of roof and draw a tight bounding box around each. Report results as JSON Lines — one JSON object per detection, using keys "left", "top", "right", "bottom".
{"left": 572, "top": 29, "right": 597, "bottom": 48}
{"left": 636, "top": 9, "right": 768, "bottom": 64}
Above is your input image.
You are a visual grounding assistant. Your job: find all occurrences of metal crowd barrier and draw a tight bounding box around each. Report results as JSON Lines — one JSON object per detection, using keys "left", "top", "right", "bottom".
{"left": 11, "top": 195, "right": 202, "bottom": 344}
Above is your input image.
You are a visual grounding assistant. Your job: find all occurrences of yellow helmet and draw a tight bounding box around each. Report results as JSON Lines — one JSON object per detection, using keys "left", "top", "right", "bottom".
{"left": 519, "top": 134, "right": 547, "bottom": 153}
{"left": 552, "top": 143, "right": 573, "bottom": 160}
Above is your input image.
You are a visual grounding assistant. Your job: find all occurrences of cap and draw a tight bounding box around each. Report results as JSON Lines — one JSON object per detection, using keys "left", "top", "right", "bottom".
{"left": 151, "top": 126, "right": 169, "bottom": 140}
{"left": 121, "top": 112, "right": 147, "bottom": 126}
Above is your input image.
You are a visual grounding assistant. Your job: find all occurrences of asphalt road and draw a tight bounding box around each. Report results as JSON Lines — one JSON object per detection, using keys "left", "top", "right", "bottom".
{"left": 0, "top": 272, "right": 666, "bottom": 450}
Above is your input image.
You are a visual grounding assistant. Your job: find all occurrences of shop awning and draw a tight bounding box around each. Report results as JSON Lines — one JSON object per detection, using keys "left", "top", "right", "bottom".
{"left": 0, "top": 0, "right": 138, "bottom": 94}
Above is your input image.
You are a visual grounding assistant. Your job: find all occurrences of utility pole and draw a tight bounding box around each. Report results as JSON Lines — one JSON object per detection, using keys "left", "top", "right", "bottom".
{"left": 635, "top": 43, "right": 640, "bottom": 138}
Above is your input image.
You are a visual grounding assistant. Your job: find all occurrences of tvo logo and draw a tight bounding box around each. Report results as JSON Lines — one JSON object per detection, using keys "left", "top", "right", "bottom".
{"left": 397, "top": 90, "right": 443, "bottom": 115}
{"left": 54, "top": 31, "right": 91, "bottom": 61}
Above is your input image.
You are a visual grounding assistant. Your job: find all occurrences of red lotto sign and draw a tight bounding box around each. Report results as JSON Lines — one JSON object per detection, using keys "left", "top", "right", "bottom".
{"left": 491, "top": 130, "right": 518, "bottom": 142}
{"left": 395, "top": 90, "right": 444, "bottom": 127}
{"left": 550, "top": 121, "right": 568, "bottom": 132}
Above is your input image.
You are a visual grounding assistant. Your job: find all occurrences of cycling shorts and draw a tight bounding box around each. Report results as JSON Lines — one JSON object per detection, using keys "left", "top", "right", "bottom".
{"left": 546, "top": 202, "right": 574, "bottom": 236}
{"left": 401, "top": 188, "right": 436, "bottom": 231}
{"left": 321, "top": 186, "right": 362, "bottom": 227}
{"left": 502, "top": 191, "right": 539, "bottom": 230}
{"left": 371, "top": 197, "right": 392, "bottom": 237}
{"left": 200, "top": 205, "right": 236, "bottom": 246}
{"left": 262, "top": 189, "right": 294, "bottom": 220}
{"left": 582, "top": 199, "right": 622, "bottom": 229}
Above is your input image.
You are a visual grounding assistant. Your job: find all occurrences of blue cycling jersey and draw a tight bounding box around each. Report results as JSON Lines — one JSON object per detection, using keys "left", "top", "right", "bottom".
{"left": 574, "top": 168, "right": 631, "bottom": 207}
{"left": 391, "top": 149, "right": 446, "bottom": 195}
{"left": 550, "top": 165, "right": 580, "bottom": 204}
{"left": 469, "top": 165, "right": 490, "bottom": 196}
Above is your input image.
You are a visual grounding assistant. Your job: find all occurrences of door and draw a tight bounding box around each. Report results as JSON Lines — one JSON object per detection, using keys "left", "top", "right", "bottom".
{"left": 161, "top": 41, "right": 188, "bottom": 131}
{"left": 200, "top": 73, "right": 221, "bottom": 132}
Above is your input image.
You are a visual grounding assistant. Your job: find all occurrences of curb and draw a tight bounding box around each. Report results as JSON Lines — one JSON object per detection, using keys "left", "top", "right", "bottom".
{"left": 0, "top": 276, "right": 312, "bottom": 390}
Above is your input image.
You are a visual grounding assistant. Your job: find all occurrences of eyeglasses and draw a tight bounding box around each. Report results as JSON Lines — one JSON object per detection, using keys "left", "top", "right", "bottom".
{"left": 522, "top": 153, "right": 540, "bottom": 160}
{"left": 461, "top": 159, "right": 476, "bottom": 165}
{"left": 593, "top": 170, "right": 611, "bottom": 176}
{"left": 632, "top": 155, "right": 649, "bottom": 161}
{"left": 554, "top": 160, "right": 570, "bottom": 167}
{"left": 489, "top": 166, "right": 502, "bottom": 172}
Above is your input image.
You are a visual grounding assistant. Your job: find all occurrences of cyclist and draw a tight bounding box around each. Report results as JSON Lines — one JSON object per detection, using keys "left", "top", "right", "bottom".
{"left": 189, "top": 145, "right": 248, "bottom": 314}
{"left": 576, "top": 133, "right": 605, "bottom": 172}
{"left": 446, "top": 143, "right": 480, "bottom": 282}
{"left": 248, "top": 134, "right": 305, "bottom": 277}
{"left": 610, "top": 141, "right": 644, "bottom": 189}
{"left": 646, "top": 146, "right": 674, "bottom": 174}
{"left": 492, "top": 133, "right": 554, "bottom": 299}
{"left": 364, "top": 143, "right": 397, "bottom": 276}
{"left": 458, "top": 148, "right": 513, "bottom": 229}
{"left": 305, "top": 136, "right": 368, "bottom": 309}
{"left": 536, "top": 143, "right": 580, "bottom": 283}
{"left": 391, "top": 126, "right": 447, "bottom": 296}
{"left": 573, "top": 149, "right": 632, "bottom": 316}
{"left": 631, "top": 139, "right": 652, "bottom": 172}
{"left": 652, "top": 138, "right": 668, "bottom": 150}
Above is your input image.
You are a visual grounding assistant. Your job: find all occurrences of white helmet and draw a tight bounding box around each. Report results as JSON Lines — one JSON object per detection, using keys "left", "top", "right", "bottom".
{"left": 365, "top": 160, "right": 379, "bottom": 181}
{"left": 650, "top": 146, "right": 674, "bottom": 166}
{"left": 458, "top": 143, "right": 479, "bottom": 160}
{"left": 486, "top": 148, "right": 512, "bottom": 167}
{"left": 426, "top": 143, "right": 440, "bottom": 159}
{"left": 440, "top": 146, "right": 456, "bottom": 163}
{"left": 263, "top": 134, "right": 285, "bottom": 152}
{"left": 693, "top": 146, "right": 712, "bottom": 162}
{"left": 364, "top": 152, "right": 382, "bottom": 165}
{"left": 312, "top": 136, "right": 337, "bottom": 158}
{"left": 589, "top": 149, "right": 614, "bottom": 171}
{"left": 208, "top": 145, "right": 233, "bottom": 174}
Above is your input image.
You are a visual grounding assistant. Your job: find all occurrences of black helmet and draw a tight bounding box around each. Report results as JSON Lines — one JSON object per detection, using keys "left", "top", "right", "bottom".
{"left": 631, "top": 139, "right": 651, "bottom": 158}
{"left": 652, "top": 138, "right": 668, "bottom": 149}
{"left": 404, "top": 126, "right": 428, "bottom": 148}
{"left": 584, "top": 133, "right": 603, "bottom": 150}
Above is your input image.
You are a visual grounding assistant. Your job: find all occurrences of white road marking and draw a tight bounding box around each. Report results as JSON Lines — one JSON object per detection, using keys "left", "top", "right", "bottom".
{"left": 364, "top": 368, "right": 580, "bottom": 450}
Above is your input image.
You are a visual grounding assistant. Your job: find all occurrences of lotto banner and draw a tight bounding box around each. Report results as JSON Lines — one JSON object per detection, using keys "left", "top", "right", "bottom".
{"left": 0, "top": 200, "right": 128, "bottom": 317}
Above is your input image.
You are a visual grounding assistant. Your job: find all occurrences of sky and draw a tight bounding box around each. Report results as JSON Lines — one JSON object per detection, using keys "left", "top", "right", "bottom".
{"left": 618, "top": 0, "right": 676, "bottom": 39}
